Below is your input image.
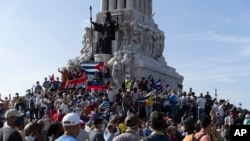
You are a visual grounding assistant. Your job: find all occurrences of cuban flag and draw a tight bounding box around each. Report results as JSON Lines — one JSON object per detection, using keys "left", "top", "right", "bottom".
{"left": 155, "top": 79, "right": 163, "bottom": 90}
{"left": 81, "top": 62, "right": 104, "bottom": 75}
{"left": 138, "top": 89, "right": 156, "bottom": 103}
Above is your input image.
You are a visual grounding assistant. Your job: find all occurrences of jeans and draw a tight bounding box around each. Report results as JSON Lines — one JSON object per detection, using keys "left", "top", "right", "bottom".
{"left": 198, "top": 108, "right": 204, "bottom": 120}
{"left": 39, "top": 107, "right": 46, "bottom": 119}
{"left": 145, "top": 105, "right": 152, "bottom": 120}
{"left": 170, "top": 104, "right": 179, "bottom": 122}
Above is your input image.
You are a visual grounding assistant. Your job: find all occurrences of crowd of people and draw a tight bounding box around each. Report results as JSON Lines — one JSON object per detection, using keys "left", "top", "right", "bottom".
{"left": 0, "top": 67, "right": 250, "bottom": 141}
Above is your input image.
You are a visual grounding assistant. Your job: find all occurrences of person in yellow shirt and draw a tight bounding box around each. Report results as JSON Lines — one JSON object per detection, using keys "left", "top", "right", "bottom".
{"left": 124, "top": 75, "right": 131, "bottom": 90}
{"left": 182, "top": 117, "right": 195, "bottom": 141}
{"left": 118, "top": 116, "right": 126, "bottom": 133}
{"left": 145, "top": 90, "right": 156, "bottom": 120}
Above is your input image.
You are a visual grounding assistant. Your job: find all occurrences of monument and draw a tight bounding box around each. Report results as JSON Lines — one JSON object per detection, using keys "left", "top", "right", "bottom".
{"left": 66, "top": 0, "right": 184, "bottom": 88}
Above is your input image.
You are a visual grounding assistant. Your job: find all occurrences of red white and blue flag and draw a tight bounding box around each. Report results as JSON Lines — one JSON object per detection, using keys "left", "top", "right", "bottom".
{"left": 138, "top": 89, "right": 156, "bottom": 103}
{"left": 155, "top": 79, "right": 163, "bottom": 90}
{"left": 81, "top": 62, "right": 104, "bottom": 75}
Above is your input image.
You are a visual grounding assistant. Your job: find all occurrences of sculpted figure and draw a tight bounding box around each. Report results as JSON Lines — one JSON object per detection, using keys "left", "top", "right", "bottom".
{"left": 108, "top": 52, "right": 123, "bottom": 87}
{"left": 81, "top": 27, "right": 92, "bottom": 54}
{"left": 90, "top": 11, "right": 119, "bottom": 54}
{"left": 121, "top": 53, "right": 132, "bottom": 76}
{"left": 157, "top": 31, "right": 165, "bottom": 57}
{"left": 120, "top": 21, "right": 130, "bottom": 50}
{"left": 131, "top": 53, "right": 143, "bottom": 79}
{"left": 79, "top": 52, "right": 92, "bottom": 62}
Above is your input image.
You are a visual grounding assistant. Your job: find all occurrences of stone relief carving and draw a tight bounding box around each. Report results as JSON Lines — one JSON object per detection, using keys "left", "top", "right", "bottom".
{"left": 108, "top": 51, "right": 123, "bottom": 88}
{"left": 61, "top": 1, "right": 183, "bottom": 88}
{"left": 121, "top": 53, "right": 132, "bottom": 77}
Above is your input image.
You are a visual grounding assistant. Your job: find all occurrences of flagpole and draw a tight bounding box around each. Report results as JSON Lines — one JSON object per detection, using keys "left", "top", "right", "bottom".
{"left": 90, "top": 5, "right": 94, "bottom": 61}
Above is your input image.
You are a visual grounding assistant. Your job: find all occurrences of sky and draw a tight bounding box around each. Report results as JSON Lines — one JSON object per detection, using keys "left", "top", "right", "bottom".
{"left": 0, "top": 0, "right": 250, "bottom": 109}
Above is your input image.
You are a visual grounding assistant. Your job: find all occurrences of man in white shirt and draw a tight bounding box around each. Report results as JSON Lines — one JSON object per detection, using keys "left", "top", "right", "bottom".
{"left": 60, "top": 99, "right": 69, "bottom": 115}
{"left": 107, "top": 87, "right": 114, "bottom": 106}
{"left": 224, "top": 112, "right": 234, "bottom": 125}
{"left": 218, "top": 100, "right": 228, "bottom": 119}
{"left": 131, "top": 88, "right": 141, "bottom": 109}
{"left": 196, "top": 93, "right": 206, "bottom": 120}
{"left": 162, "top": 92, "right": 170, "bottom": 115}
{"left": 40, "top": 95, "right": 50, "bottom": 119}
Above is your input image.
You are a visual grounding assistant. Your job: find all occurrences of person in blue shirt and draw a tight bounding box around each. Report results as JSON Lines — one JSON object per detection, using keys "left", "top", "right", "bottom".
{"left": 143, "top": 121, "right": 152, "bottom": 137}
{"left": 55, "top": 113, "right": 82, "bottom": 141}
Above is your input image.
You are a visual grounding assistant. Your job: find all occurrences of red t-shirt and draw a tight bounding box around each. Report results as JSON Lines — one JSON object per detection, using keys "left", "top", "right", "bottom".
{"left": 51, "top": 113, "right": 63, "bottom": 122}
{"left": 49, "top": 109, "right": 57, "bottom": 118}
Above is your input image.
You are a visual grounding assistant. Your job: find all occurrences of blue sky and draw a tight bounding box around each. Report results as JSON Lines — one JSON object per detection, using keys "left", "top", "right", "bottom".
{"left": 0, "top": 0, "right": 250, "bottom": 109}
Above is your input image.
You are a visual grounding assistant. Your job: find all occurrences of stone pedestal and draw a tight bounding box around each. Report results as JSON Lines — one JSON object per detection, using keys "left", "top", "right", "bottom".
{"left": 94, "top": 54, "right": 112, "bottom": 63}
{"left": 93, "top": 9, "right": 183, "bottom": 87}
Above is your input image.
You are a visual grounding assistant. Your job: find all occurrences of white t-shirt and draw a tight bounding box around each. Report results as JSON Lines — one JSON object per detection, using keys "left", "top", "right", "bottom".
{"left": 34, "top": 93, "right": 41, "bottom": 106}
{"left": 163, "top": 95, "right": 170, "bottom": 107}
{"left": 107, "top": 90, "right": 114, "bottom": 103}
{"left": 40, "top": 98, "right": 50, "bottom": 108}
{"left": 60, "top": 103, "right": 69, "bottom": 114}
{"left": 196, "top": 97, "right": 206, "bottom": 109}
{"left": 218, "top": 105, "right": 225, "bottom": 117}
{"left": 132, "top": 92, "right": 139, "bottom": 104}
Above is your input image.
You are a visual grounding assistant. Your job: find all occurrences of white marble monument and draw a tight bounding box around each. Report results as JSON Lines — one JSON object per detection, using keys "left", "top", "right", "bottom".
{"left": 66, "top": 0, "right": 184, "bottom": 88}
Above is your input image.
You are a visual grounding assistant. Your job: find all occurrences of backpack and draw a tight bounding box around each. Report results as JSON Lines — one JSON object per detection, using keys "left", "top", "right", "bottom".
{"left": 192, "top": 134, "right": 206, "bottom": 141}
{"left": 29, "top": 98, "right": 36, "bottom": 110}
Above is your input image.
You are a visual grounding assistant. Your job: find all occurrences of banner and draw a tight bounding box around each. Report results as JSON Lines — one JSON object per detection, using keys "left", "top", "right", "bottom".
{"left": 65, "top": 77, "right": 88, "bottom": 88}
{"left": 87, "top": 85, "right": 109, "bottom": 91}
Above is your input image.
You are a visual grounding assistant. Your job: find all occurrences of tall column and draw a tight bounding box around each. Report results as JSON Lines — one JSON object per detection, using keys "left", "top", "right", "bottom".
{"left": 139, "top": 0, "right": 144, "bottom": 15}
{"left": 135, "top": 0, "right": 140, "bottom": 12}
{"left": 117, "top": 0, "right": 125, "bottom": 9}
{"left": 126, "top": 0, "right": 134, "bottom": 9}
{"left": 109, "top": 0, "right": 117, "bottom": 10}
{"left": 148, "top": 0, "right": 152, "bottom": 17}
{"left": 145, "top": 0, "right": 149, "bottom": 17}
{"left": 100, "top": 0, "right": 108, "bottom": 11}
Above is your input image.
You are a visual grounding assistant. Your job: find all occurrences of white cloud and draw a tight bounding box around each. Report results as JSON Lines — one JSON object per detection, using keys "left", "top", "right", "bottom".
{"left": 207, "top": 31, "right": 250, "bottom": 44}
{"left": 169, "top": 30, "right": 250, "bottom": 44}
{"left": 239, "top": 46, "right": 250, "bottom": 57}
{"left": 0, "top": 48, "right": 5, "bottom": 54}
{"left": 217, "top": 89, "right": 249, "bottom": 109}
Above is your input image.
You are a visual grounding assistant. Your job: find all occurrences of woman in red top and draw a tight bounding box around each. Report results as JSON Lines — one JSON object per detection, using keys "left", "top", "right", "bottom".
{"left": 0, "top": 94, "right": 11, "bottom": 111}
{"left": 49, "top": 105, "right": 57, "bottom": 118}
{"left": 58, "top": 67, "right": 69, "bottom": 82}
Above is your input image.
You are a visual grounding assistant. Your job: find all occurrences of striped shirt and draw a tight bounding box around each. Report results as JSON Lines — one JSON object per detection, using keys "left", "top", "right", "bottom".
{"left": 101, "top": 101, "right": 110, "bottom": 109}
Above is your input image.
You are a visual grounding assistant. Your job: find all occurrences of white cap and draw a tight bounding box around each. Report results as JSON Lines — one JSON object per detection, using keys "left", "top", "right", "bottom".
{"left": 245, "top": 114, "right": 250, "bottom": 119}
{"left": 62, "top": 113, "right": 83, "bottom": 126}
{"left": 5, "top": 109, "right": 23, "bottom": 119}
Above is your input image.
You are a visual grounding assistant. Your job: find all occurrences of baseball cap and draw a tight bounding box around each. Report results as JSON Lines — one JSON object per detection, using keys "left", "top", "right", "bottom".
{"left": 245, "top": 114, "right": 250, "bottom": 119}
{"left": 62, "top": 113, "right": 83, "bottom": 126}
{"left": 5, "top": 109, "right": 23, "bottom": 119}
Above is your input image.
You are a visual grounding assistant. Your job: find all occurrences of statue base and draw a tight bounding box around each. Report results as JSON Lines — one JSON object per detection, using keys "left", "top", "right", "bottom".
{"left": 94, "top": 54, "right": 112, "bottom": 63}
